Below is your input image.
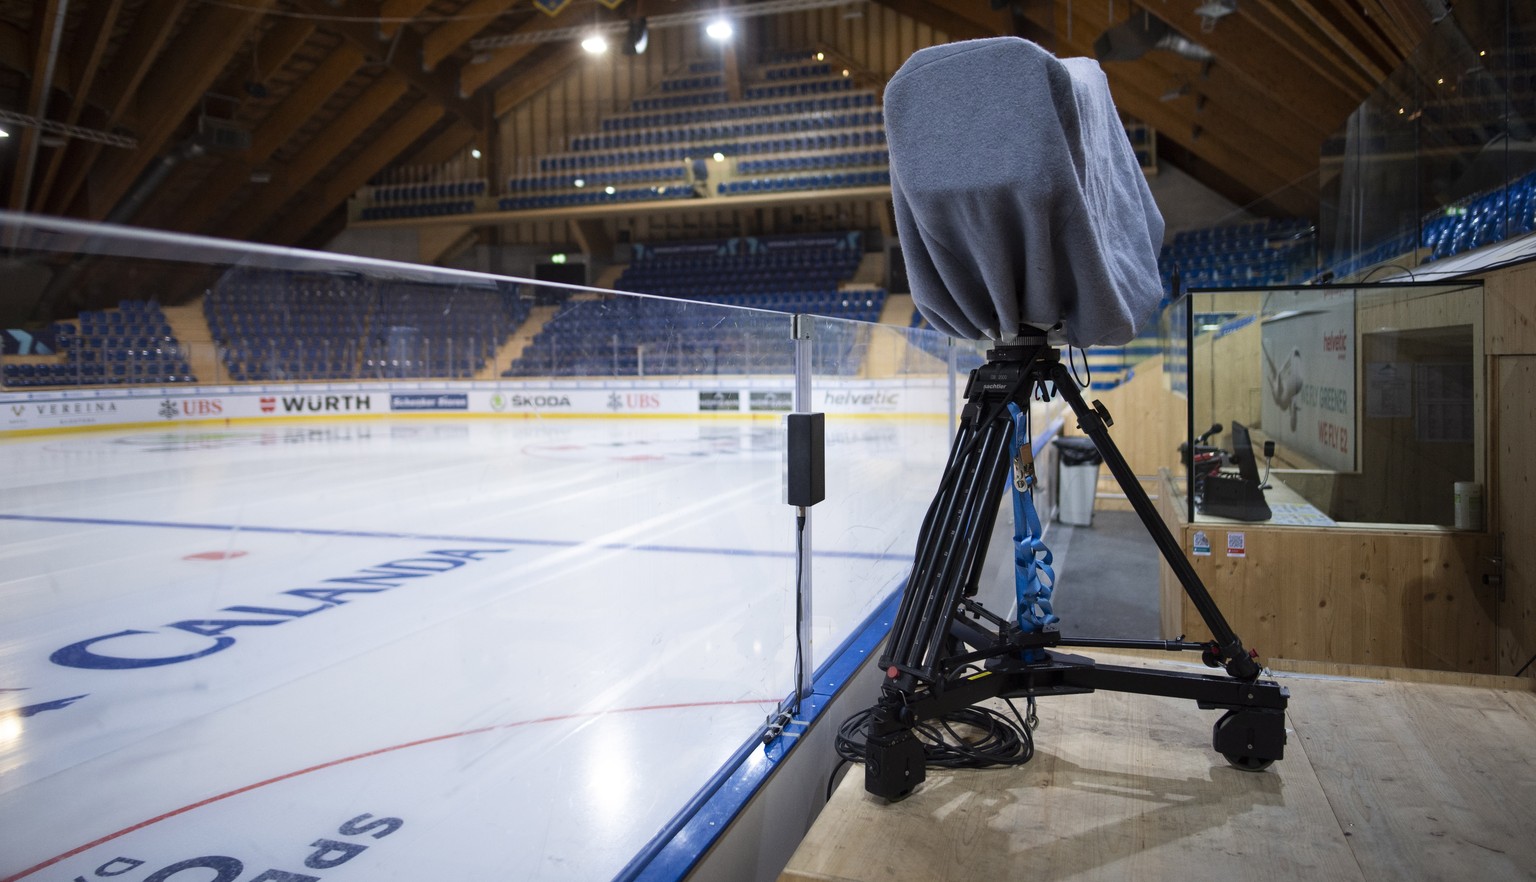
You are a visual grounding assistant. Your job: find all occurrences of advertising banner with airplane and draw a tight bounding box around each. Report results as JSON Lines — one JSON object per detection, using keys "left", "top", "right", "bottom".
{"left": 1259, "top": 290, "right": 1356, "bottom": 472}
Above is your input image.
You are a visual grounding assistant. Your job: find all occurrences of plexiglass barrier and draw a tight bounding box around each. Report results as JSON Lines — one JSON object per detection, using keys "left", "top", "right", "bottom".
{"left": 0, "top": 213, "right": 961, "bottom": 880}
{"left": 1184, "top": 281, "right": 1483, "bottom": 528}
{"left": 1320, "top": 0, "right": 1536, "bottom": 276}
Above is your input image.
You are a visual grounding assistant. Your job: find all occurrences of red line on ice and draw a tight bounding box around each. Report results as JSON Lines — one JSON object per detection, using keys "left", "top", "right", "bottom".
{"left": 3, "top": 697, "right": 774, "bottom": 881}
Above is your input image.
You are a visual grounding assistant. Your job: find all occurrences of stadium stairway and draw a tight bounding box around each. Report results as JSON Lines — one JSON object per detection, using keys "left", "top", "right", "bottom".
{"left": 877, "top": 292, "right": 913, "bottom": 327}
{"left": 480, "top": 303, "right": 563, "bottom": 380}
{"left": 163, "top": 304, "right": 224, "bottom": 383}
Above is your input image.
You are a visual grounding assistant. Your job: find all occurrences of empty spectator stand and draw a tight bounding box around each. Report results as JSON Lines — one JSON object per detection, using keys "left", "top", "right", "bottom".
{"left": 2, "top": 300, "right": 195, "bottom": 388}
{"left": 499, "top": 55, "right": 889, "bottom": 215}
{"left": 1158, "top": 218, "right": 1316, "bottom": 294}
{"left": 505, "top": 233, "right": 882, "bottom": 378}
{"left": 204, "top": 271, "right": 530, "bottom": 382}
{"left": 1419, "top": 168, "right": 1536, "bottom": 263}
{"left": 357, "top": 178, "right": 487, "bottom": 222}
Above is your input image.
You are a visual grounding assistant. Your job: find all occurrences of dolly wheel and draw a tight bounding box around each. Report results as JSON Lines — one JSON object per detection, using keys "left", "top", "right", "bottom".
{"left": 1224, "top": 753, "right": 1275, "bottom": 772}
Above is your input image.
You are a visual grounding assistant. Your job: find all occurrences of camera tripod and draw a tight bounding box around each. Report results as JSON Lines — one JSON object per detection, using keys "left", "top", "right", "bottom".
{"left": 863, "top": 331, "right": 1288, "bottom": 801}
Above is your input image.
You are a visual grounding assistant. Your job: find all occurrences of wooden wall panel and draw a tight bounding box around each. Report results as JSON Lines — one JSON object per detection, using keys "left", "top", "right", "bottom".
{"left": 1171, "top": 520, "right": 1497, "bottom": 672}
{"left": 1495, "top": 356, "right": 1536, "bottom": 677}
{"left": 1485, "top": 258, "right": 1536, "bottom": 357}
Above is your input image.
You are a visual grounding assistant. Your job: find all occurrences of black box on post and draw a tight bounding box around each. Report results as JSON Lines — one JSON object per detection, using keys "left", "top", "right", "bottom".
{"left": 785, "top": 412, "right": 825, "bottom": 507}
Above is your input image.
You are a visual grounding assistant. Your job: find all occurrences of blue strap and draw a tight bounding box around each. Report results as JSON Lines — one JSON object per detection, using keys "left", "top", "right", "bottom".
{"left": 1007, "top": 403, "right": 1058, "bottom": 659}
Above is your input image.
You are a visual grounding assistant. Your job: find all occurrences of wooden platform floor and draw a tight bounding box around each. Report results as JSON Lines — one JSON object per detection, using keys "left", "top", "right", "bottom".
{"left": 781, "top": 654, "right": 1536, "bottom": 882}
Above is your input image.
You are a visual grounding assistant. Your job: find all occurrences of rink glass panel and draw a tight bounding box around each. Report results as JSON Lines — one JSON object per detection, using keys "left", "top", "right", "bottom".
{"left": 0, "top": 214, "right": 982, "bottom": 879}
{"left": 1318, "top": 0, "right": 1536, "bottom": 273}
{"left": 1184, "top": 282, "right": 1483, "bottom": 528}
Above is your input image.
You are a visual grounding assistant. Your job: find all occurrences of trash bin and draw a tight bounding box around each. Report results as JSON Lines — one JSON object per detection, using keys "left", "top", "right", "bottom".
{"left": 1054, "top": 436, "right": 1103, "bottom": 526}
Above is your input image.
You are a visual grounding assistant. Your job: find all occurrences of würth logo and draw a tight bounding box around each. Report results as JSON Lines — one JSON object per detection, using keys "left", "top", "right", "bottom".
{"left": 260, "top": 397, "right": 276, "bottom": 413}
{"left": 280, "top": 395, "right": 372, "bottom": 413}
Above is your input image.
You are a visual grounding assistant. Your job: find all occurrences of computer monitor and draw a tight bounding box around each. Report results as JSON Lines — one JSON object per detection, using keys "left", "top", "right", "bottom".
{"left": 1230, "top": 422, "right": 1262, "bottom": 486}
{"left": 1198, "top": 421, "right": 1272, "bottom": 521}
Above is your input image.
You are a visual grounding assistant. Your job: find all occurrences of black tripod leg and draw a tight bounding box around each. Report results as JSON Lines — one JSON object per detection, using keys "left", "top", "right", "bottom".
{"left": 1049, "top": 362, "right": 1261, "bottom": 681}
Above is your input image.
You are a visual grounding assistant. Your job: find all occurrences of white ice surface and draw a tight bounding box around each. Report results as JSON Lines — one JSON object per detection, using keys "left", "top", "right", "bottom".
{"left": 0, "top": 417, "right": 946, "bottom": 881}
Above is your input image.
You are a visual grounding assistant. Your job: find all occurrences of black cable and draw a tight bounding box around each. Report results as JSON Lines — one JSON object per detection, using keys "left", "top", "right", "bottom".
{"left": 793, "top": 512, "right": 806, "bottom": 715}
{"left": 834, "top": 698, "right": 1037, "bottom": 772}
{"left": 825, "top": 757, "right": 850, "bottom": 801}
{"left": 1065, "top": 344, "right": 1091, "bottom": 390}
{"left": 1516, "top": 651, "right": 1536, "bottom": 679}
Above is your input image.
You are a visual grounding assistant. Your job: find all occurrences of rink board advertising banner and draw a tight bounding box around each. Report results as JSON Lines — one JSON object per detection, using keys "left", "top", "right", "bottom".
{"left": 1, "top": 379, "right": 950, "bottom": 434}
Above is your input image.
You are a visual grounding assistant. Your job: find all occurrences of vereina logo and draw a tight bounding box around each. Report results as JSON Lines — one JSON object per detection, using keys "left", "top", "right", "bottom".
{"left": 158, "top": 400, "right": 178, "bottom": 420}
{"left": 259, "top": 396, "right": 276, "bottom": 413}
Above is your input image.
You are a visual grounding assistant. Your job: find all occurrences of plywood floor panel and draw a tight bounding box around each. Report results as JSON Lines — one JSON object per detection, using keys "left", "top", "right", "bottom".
{"left": 783, "top": 656, "right": 1536, "bottom": 882}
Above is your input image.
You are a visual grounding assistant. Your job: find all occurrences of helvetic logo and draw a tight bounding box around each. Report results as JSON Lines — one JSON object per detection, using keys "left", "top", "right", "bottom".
{"left": 60, "top": 813, "right": 404, "bottom": 882}
{"left": 158, "top": 400, "right": 178, "bottom": 420}
{"left": 49, "top": 548, "right": 508, "bottom": 672}
{"left": 1323, "top": 331, "right": 1348, "bottom": 357}
{"left": 821, "top": 390, "right": 900, "bottom": 408}
{"left": 260, "top": 396, "right": 276, "bottom": 413}
{"left": 280, "top": 394, "right": 372, "bottom": 413}
{"left": 180, "top": 399, "right": 223, "bottom": 417}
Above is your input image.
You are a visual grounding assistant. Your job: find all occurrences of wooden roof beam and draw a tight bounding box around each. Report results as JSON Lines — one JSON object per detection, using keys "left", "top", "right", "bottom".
{"left": 265, "top": 101, "right": 448, "bottom": 245}
{"left": 31, "top": 0, "right": 124, "bottom": 213}
{"left": 296, "top": 0, "right": 483, "bottom": 132}
{"left": 492, "top": 45, "right": 585, "bottom": 117}
{"left": 1152, "top": 4, "right": 1360, "bottom": 126}
{"left": 1295, "top": 0, "right": 1400, "bottom": 71}
{"left": 220, "top": 75, "right": 412, "bottom": 241}
{"left": 48, "top": 0, "right": 190, "bottom": 216}
{"left": 380, "top": 0, "right": 436, "bottom": 39}
{"left": 81, "top": 0, "right": 276, "bottom": 221}
{"left": 169, "top": 45, "right": 367, "bottom": 234}
{"left": 422, "top": 0, "right": 517, "bottom": 72}
{"left": 1046, "top": 0, "right": 1330, "bottom": 161}
{"left": 1238, "top": 2, "right": 1377, "bottom": 97}
{"left": 869, "top": 0, "right": 998, "bottom": 41}
{"left": 251, "top": 17, "right": 318, "bottom": 85}
{"left": 9, "top": 0, "right": 65, "bottom": 211}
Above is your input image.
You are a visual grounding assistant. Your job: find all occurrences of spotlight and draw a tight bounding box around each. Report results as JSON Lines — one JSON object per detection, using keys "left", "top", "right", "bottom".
{"left": 0, "top": 128, "right": 9, "bottom": 138}
{"left": 712, "top": 152, "right": 725, "bottom": 162}
{"left": 471, "top": 148, "right": 482, "bottom": 159}
{"left": 706, "top": 19, "right": 733, "bottom": 41}
{"left": 625, "top": 18, "right": 649, "bottom": 55}
{"left": 604, "top": 185, "right": 616, "bottom": 195}
{"left": 582, "top": 34, "right": 608, "bottom": 54}
{"left": 574, "top": 178, "right": 586, "bottom": 188}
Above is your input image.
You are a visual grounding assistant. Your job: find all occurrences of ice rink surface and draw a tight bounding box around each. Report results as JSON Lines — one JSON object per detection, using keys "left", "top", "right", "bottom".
{"left": 0, "top": 416, "right": 948, "bottom": 881}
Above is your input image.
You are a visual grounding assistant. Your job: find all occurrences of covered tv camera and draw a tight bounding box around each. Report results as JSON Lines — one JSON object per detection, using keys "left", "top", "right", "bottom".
{"left": 885, "top": 37, "right": 1166, "bottom": 347}
{"left": 842, "top": 39, "right": 1287, "bottom": 803}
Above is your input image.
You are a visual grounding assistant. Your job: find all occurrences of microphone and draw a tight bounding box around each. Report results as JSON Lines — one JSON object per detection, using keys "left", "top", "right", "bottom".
{"left": 1199, "top": 422, "right": 1224, "bottom": 443}
{"left": 884, "top": 38, "right": 1166, "bottom": 348}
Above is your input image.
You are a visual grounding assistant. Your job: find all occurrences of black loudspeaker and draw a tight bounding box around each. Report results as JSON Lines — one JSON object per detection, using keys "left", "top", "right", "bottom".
{"left": 624, "top": 18, "right": 648, "bottom": 55}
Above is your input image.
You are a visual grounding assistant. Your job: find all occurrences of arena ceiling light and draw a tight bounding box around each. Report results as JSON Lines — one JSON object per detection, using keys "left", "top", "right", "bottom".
{"left": 706, "top": 19, "right": 734, "bottom": 41}
{"left": 581, "top": 33, "right": 609, "bottom": 54}
{"left": 470, "top": 0, "right": 862, "bottom": 51}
